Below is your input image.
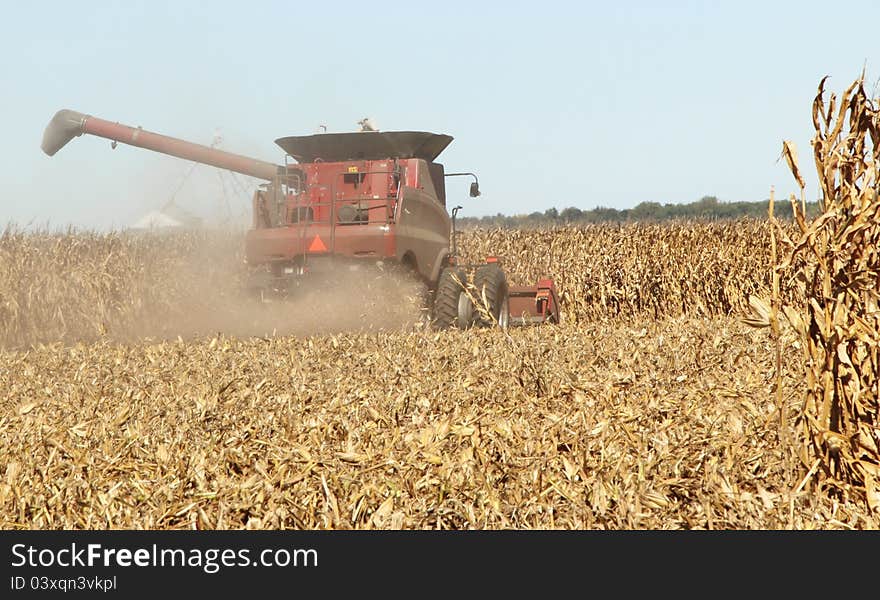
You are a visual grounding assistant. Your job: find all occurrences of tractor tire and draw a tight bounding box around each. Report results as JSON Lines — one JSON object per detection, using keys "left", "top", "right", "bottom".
{"left": 471, "top": 264, "right": 510, "bottom": 329}
{"left": 432, "top": 267, "right": 468, "bottom": 329}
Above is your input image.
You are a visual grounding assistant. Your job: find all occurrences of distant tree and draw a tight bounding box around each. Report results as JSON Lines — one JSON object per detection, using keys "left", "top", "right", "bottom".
{"left": 630, "top": 201, "right": 663, "bottom": 220}
{"left": 559, "top": 207, "right": 583, "bottom": 222}
{"left": 455, "top": 196, "right": 822, "bottom": 229}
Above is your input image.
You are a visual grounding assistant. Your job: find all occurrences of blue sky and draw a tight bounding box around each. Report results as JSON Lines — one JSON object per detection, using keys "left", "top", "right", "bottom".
{"left": 1, "top": 0, "right": 877, "bottom": 230}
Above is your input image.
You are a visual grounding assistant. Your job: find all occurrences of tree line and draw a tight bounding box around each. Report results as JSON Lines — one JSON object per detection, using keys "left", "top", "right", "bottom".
{"left": 455, "top": 196, "right": 821, "bottom": 228}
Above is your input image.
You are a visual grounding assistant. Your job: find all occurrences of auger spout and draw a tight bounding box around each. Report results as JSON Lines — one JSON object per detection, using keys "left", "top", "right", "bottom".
{"left": 41, "top": 109, "right": 283, "bottom": 181}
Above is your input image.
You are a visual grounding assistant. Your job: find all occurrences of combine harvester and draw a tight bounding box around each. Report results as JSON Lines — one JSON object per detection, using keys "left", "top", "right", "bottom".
{"left": 40, "top": 109, "right": 559, "bottom": 329}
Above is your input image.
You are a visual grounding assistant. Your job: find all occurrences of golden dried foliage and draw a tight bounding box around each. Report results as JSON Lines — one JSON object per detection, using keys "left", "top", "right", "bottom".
{"left": 1, "top": 221, "right": 798, "bottom": 349}
{"left": 460, "top": 221, "right": 798, "bottom": 322}
{"left": 0, "top": 227, "right": 425, "bottom": 349}
{"left": 1, "top": 316, "right": 875, "bottom": 529}
{"left": 1, "top": 219, "right": 878, "bottom": 528}
{"left": 776, "top": 74, "right": 880, "bottom": 511}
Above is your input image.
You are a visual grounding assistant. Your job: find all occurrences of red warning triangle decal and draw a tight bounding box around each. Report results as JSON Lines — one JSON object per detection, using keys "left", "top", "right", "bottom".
{"left": 308, "top": 235, "right": 327, "bottom": 252}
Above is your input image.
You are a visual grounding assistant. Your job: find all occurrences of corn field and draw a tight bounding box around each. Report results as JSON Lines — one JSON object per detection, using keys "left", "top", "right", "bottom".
{"left": 459, "top": 220, "right": 801, "bottom": 322}
{"left": 2, "top": 217, "right": 876, "bottom": 529}
{"left": 1, "top": 220, "right": 799, "bottom": 350}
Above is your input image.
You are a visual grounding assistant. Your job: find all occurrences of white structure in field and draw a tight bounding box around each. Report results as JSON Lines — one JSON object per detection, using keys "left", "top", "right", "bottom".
{"left": 129, "top": 201, "right": 202, "bottom": 231}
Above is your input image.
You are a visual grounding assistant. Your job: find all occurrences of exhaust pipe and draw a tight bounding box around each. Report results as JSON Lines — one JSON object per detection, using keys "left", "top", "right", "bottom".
{"left": 40, "top": 109, "right": 284, "bottom": 181}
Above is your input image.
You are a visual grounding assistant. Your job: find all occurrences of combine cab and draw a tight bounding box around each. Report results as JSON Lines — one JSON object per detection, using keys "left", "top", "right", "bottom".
{"left": 40, "top": 109, "right": 560, "bottom": 328}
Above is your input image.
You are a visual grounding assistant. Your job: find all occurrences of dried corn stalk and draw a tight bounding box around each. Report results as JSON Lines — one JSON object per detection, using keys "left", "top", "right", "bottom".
{"left": 778, "top": 75, "right": 880, "bottom": 511}
{"left": 2, "top": 221, "right": 800, "bottom": 349}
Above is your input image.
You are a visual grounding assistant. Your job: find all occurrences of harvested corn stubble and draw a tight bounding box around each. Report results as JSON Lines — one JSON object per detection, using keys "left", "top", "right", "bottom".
{"left": 1, "top": 218, "right": 875, "bottom": 529}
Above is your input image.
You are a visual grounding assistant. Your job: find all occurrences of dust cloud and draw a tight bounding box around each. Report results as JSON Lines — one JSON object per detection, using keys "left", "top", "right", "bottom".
{"left": 119, "top": 235, "right": 429, "bottom": 343}
{"left": 0, "top": 227, "right": 429, "bottom": 349}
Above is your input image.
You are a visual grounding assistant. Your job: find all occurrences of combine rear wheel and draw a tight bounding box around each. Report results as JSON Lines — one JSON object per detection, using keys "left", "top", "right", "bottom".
{"left": 472, "top": 264, "right": 510, "bottom": 329}
{"left": 432, "top": 267, "right": 468, "bottom": 329}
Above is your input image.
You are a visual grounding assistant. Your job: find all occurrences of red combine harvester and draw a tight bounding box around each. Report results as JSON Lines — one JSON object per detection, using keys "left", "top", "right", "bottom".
{"left": 40, "top": 109, "right": 560, "bottom": 329}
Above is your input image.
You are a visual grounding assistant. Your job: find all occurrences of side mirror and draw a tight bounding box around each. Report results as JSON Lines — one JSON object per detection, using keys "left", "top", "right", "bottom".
{"left": 444, "top": 172, "right": 481, "bottom": 198}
